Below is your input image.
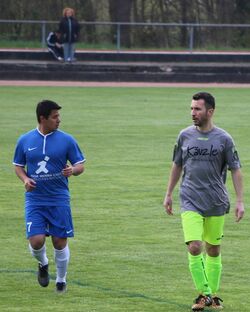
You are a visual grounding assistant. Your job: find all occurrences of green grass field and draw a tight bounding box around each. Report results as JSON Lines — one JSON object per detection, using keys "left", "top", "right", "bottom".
{"left": 0, "top": 86, "right": 249, "bottom": 312}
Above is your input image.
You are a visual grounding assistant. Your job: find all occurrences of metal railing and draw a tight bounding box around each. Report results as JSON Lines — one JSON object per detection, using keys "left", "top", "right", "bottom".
{"left": 1, "top": 19, "right": 250, "bottom": 52}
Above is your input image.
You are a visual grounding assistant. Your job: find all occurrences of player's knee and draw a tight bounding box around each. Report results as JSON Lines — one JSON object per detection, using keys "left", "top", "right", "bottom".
{"left": 52, "top": 237, "right": 67, "bottom": 250}
{"left": 29, "top": 235, "right": 45, "bottom": 250}
{"left": 188, "top": 241, "right": 202, "bottom": 255}
{"left": 206, "top": 244, "right": 220, "bottom": 257}
{"left": 29, "top": 240, "right": 45, "bottom": 250}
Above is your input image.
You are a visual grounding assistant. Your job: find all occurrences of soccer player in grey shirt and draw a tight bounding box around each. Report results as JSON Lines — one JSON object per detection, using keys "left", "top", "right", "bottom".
{"left": 163, "top": 92, "right": 244, "bottom": 311}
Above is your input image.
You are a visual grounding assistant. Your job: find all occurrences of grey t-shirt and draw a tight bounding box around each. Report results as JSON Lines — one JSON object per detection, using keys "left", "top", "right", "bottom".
{"left": 173, "top": 126, "right": 241, "bottom": 217}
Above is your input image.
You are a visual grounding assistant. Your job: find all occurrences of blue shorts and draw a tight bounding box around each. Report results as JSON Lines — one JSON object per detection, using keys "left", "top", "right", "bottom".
{"left": 25, "top": 205, "right": 74, "bottom": 238}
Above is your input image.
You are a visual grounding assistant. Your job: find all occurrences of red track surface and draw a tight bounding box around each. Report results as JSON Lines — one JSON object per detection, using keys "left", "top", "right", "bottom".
{"left": 1, "top": 80, "right": 250, "bottom": 87}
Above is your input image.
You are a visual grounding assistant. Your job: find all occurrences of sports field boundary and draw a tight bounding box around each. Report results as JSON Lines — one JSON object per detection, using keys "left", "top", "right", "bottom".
{"left": 1, "top": 80, "right": 250, "bottom": 88}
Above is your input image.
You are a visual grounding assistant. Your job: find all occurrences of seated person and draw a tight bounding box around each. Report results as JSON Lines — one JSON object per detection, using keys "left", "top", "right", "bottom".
{"left": 47, "top": 30, "right": 64, "bottom": 61}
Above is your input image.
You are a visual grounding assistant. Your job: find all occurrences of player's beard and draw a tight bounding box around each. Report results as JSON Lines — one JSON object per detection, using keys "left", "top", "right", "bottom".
{"left": 192, "top": 114, "right": 209, "bottom": 128}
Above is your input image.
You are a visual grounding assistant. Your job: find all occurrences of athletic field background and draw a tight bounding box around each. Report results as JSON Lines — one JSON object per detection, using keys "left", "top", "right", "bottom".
{"left": 0, "top": 86, "right": 249, "bottom": 312}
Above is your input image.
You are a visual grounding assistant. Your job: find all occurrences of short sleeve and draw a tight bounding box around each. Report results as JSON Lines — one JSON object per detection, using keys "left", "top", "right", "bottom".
{"left": 225, "top": 137, "right": 241, "bottom": 170}
{"left": 67, "top": 137, "right": 85, "bottom": 165}
{"left": 13, "top": 137, "right": 26, "bottom": 167}
{"left": 173, "top": 134, "right": 183, "bottom": 166}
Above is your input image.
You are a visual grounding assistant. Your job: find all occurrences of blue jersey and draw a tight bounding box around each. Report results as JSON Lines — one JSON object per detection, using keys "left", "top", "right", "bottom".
{"left": 13, "top": 128, "right": 85, "bottom": 206}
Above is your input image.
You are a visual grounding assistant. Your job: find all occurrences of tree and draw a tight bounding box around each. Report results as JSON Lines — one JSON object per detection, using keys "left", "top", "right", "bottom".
{"left": 108, "top": 0, "right": 133, "bottom": 47}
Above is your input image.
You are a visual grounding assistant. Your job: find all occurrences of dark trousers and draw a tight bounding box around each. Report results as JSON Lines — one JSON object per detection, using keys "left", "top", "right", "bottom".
{"left": 48, "top": 46, "right": 64, "bottom": 60}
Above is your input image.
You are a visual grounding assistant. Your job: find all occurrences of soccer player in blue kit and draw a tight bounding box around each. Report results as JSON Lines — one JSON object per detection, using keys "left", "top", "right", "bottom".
{"left": 13, "top": 100, "right": 85, "bottom": 293}
{"left": 163, "top": 92, "right": 244, "bottom": 311}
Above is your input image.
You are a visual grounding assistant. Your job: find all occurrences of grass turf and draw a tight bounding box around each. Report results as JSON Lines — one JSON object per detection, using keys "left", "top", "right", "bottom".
{"left": 0, "top": 86, "right": 249, "bottom": 312}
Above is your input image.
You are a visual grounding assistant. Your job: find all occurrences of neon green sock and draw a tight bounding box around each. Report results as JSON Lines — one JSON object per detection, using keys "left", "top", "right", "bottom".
{"left": 188, "top": 253, "right": 211, "bottom": 295}
{"left": 205, "top": 254, "right": 222, "bottom": 295}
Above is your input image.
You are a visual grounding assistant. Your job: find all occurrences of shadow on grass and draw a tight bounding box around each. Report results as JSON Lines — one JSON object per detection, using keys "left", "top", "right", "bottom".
{"left": 0, "top": 268, "right": 190, "bottom": 309}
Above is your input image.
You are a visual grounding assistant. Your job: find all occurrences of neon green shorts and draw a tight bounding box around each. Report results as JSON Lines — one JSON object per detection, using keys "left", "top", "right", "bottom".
{"left": 181, "top": 211, "right": 225, "bottom": 245}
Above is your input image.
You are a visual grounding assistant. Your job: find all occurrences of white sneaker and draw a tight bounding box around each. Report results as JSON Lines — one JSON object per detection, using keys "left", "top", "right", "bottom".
{"left": 57, "top": 57, "right": 63, "bottom": 61}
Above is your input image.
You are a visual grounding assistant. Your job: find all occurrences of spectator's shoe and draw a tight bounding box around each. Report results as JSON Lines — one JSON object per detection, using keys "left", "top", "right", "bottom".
{"left": 56, "top": 282, "right": 67, "bottom": 293}
{"left": 57, "top": 57, "right": 63, "bottom": 61}
{"left": 66, "top": 57, "right": 71, "bottom": 62}
{"left": 37, "top": 263, "right": 49, "bottom": 287}
{"left": 211, "top": 297, "right": 224, "bottom": 309}
{"left": 192, "top": 294, "right": 212, "bottom": 311}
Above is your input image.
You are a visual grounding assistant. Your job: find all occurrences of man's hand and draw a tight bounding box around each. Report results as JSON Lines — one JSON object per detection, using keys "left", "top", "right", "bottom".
{"left": 62, "top": 164, "right": 74, "bottom": 177}
{"left": 235, "top": 201, "right": 244, "bottom": 222}
{"left": 24, "top": 178, "right": 36, "bottom": 192}
{"left": 163, "top": 194, "right": 173, "bottom": 215}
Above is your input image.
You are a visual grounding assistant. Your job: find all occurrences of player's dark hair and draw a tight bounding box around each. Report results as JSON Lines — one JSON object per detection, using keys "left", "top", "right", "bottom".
{"left": 36, "top": 100, "right": 62, "bottom": 122}
{"left": 192, "top": 92, "right": 215, "bottom": 110}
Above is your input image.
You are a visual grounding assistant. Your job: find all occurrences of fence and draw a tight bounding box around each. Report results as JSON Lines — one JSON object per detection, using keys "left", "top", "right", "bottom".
{"left": 1, "top": 19, "right": 250, "bottom": 52}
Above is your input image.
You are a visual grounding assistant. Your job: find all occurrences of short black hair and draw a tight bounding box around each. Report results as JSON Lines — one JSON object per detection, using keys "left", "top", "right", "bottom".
{"left": 192, "top": 92, "right": 215, "bottom": 110}
{"left": 36, "top": 100, "right": 61, "bottom": 123}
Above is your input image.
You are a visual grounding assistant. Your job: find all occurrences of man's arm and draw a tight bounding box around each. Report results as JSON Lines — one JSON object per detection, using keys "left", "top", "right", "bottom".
{"left": 62, "top": 163, "right": 84, "bottom": 177}
{"left": 231, "top": 168, "right": 244, "bottom": 222}
{"left": 163, "top": 163, "right": 182, "bottom": 215}
{"left": 14, "top": 165, "right": 36, "bottom": 192}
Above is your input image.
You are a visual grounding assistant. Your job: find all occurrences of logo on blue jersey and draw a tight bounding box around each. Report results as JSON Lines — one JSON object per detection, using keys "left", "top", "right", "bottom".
{"left": 31, "top": 156, "right": 63, "bottom": 182}
{"left": 28, "top": 147, "right": 37, "bottom": 151}
{"left": 35, "top": 156, "right": 50, "bottom": 174}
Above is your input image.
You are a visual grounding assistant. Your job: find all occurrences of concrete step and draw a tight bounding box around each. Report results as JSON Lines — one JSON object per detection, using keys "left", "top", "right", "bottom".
{"left": 1, "top": 50, "right": 250, "bottom": 82}
{"left": 1, "top": 63, "right": 250, "bottom": 82}
{"left": 2, "top": 49, "right": 250, "bottom": 63}
{"left": 2, "top": 60, "right": 250, "bottom": 72}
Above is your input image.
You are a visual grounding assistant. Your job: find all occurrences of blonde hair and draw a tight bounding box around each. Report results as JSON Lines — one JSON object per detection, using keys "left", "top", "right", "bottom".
{"left": 62, "top": 7, "right": 75, "bottom": 17}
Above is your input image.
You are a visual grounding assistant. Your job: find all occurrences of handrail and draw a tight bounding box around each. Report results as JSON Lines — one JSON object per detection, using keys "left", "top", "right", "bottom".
{"left": 1, "top": 19, "right": 250, "bottom": 51}
{"left": 1, "top": 19, "right": 250, "bottom": 27}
